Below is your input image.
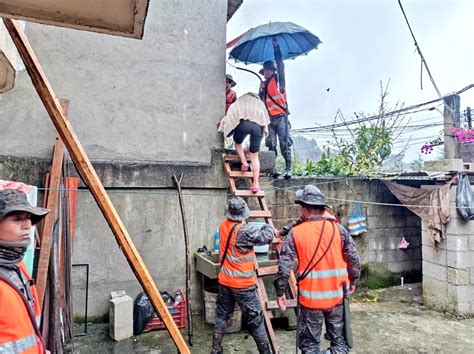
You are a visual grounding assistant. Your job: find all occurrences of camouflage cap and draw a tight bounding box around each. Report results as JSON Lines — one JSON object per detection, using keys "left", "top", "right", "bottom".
{"left": 225, "top": 197, "right": 250, "bottom": 221}
{"left": 226, "top": 74, "right": 236, "bottom": 87}
{"left": 294, "top": 185, "right": 329, "bottom": 207}
{"left": 0, "top": 189, "right": 49, "bottom": 225}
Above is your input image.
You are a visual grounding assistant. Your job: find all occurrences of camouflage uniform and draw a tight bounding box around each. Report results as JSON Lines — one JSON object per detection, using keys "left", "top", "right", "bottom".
{"left": 274, "top": 215, "right": 361, "bottom": 354}
{"left": 212, "top": 223, "right": 274, "bottom": 354}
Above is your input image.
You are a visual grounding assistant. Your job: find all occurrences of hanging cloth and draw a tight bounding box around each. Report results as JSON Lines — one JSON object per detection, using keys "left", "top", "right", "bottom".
{"left": 384, "top": 180, "right": 454, "bottom": 247}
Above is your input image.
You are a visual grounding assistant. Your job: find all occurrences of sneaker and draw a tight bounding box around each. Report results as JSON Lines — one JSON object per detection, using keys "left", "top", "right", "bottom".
{"left": 283, "top": 170, "right": 292, "bottom": 179}
{"left": 271, "top": 171, "right": 281, "bottom": 179}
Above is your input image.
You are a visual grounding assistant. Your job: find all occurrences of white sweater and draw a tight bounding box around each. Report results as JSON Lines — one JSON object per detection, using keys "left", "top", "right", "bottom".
{"left": 218, "top": 93, "right": 269, "bottom": 137}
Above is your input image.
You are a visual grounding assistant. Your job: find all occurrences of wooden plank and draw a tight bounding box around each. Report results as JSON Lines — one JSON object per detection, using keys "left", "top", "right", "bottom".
{"left": 224, "top": 154, "right": 250, "bottom": 162}
{"left": 256, "top": 265, "right": 278, "bottom": 277}
{"left": 229, "top": 171, "right": 253, "bottom": 178}
{"left": 3, "top": 19, "right": 190, "bottom": 354}
{"left": 222, "top": 155, "right": 237, "bottom": 194}
{"left": 256, "top": 277, "right": 279, "bottom": 352}
{"left": 36, "top": 104, "right": 66, "bottom": 307}
{"left": 249, "top": 210, "right": 272, "bottom": 219}
{"left": 257, "top": 198, "right": 274, "bottom": 228}
{"left": 235, "top": 190, "right": 265, "bottom": 197}
{"left": 266, "top": 299, "right": 297, "bottom": 311}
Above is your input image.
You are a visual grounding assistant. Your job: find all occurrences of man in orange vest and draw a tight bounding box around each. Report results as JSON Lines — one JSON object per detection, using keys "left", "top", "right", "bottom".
{"left": 212, "top": 197, "right": 274, "bottom": 354}
{"left": 259, "top": 37, "right": 292, "bottom": 180}
{"left": 274, "top": 185, "right": 360, "bottom": 353}
{"left": 0, "top": 189, "right": 48, "bottom": 354}
{"left": 225, "top": 74, "right": 237, "bottom": 114}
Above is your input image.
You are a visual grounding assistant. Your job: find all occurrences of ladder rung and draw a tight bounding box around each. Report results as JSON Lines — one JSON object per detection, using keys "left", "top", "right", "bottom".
{"left": 224, "top": 155, "right": 249, "bottom": 162}
{"left": 266, "top": 299, "right": 298, "bottom": 310}
{"left": 235, "top": 190, "right": 265, "bottom": 197}
{"left": 229, "top": 171, "right": 253, "bottom": 178}
{"left": 257, "top": 265, "right": 278, "bottom": 277}
{"left": 249, "top": 210, "right": 272, "bottom": 218}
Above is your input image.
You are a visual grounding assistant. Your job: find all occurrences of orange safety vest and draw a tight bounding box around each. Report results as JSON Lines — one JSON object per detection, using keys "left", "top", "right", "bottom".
{"left": 0, "top": 261, "right": 44, "bottom": 354}
{"left": 218, "top": 219, "right": 257, "bottom": 288}
{"left": 293, "top": 220, "right": 349, "bottom": 310}
{"left": 262, "top": 75, "right": 287, "bottom": 117}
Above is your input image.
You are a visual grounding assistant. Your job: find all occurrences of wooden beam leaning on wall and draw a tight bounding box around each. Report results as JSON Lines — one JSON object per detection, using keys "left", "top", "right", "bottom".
{"left": 3, "top": 19, "right": 190, "bottom": 354}
{"left": 36, "top": 99, "right": 68, "bottom": 308}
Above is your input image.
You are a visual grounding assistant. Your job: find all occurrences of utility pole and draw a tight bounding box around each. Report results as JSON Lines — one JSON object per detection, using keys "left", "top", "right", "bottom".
{"left": 467, "top": 107, "right": 472, "bottom": 128}
{"left": 443, "top": 94, "right": 461, "bottom": 159}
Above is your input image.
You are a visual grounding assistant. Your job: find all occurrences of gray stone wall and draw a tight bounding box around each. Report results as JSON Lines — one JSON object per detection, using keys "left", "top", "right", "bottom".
{"left": 261, "top": 177, "right": 423, "bottom": 274}
{"left": 0, "top": 0, "right": 226, "bottom": 163}
{"left": 423, "top": 185, "right": 474, "bottom": 315}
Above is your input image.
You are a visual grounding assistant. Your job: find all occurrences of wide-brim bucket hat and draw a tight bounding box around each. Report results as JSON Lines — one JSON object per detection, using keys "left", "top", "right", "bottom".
{"left": 0, "top": 189, "right": 49, "bottom": 225}
{"left": 225, "top": 197, "right": 250, "bottom": 221}
{"left": 294, "top": 185, "right": 330, "bottom": 208}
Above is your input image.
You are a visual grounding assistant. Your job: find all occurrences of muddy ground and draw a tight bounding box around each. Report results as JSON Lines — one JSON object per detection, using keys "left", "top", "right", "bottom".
{"left": 74, "top": 284, "right": 474, "bottom": 353}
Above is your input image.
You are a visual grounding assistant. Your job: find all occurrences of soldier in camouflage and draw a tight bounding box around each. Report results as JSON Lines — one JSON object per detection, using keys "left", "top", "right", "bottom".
{"left": 212, "top": 197, "right": 274, "bottom": 354}
{"left": 273, "top": 185, "right": 360, "bottom": 354}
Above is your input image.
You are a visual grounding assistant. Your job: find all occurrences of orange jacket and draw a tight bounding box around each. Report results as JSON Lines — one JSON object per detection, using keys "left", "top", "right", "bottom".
{"left": 0, "top": 261, "right": 44, "bottom": 353}
{"left": 261, "top": 75, "right": 287, "bottom": 117}
{"left": 218, "top": 220, "right": 257, "bottom": 288}
{"left": 293, "top": 220, "right": 349, "bottom": 310}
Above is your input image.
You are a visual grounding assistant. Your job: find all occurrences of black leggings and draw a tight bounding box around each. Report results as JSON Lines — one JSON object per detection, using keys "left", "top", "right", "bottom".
{"left": 232, "top": 120, "right": 264, "bottom": 153}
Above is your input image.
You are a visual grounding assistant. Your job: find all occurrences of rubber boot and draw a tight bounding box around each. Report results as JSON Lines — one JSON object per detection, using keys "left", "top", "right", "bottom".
{"left": 257, "top": 342, "right": 272, "bottom": 354}
{"left": 211, "top": 333, "right": 224, "bottom": 354}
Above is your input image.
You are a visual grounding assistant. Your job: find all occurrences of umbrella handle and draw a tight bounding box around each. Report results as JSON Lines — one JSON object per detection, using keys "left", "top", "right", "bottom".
{"left": 227, "top": 60, "right": 263, "bottom": 83}
{"left": 236, "top": 66, "right": 263, "bottom": 83}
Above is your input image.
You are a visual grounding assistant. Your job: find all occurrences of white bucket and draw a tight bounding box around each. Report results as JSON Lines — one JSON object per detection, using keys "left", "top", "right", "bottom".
{"left": 203, "top": 287, "right": 242, "bottom": 333}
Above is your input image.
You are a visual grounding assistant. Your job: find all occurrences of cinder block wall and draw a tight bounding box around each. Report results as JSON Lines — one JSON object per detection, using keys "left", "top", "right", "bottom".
{"left": 423, "top": 185, "right": 474, "bottom": 315}
{"left": 261, "top": 177, "right": 423, "bottom": 274}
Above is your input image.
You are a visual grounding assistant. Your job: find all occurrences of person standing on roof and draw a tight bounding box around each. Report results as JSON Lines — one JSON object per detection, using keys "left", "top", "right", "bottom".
{"left": 259, "top": 36, "right": 292, "bottom": 180}
{"left": 211, "top": 197, "right": 273, "bottom": 354}
{"left": 225, "top": 74, "right": 237, "bottom": 114}
{"left": 0, "top": 189, "right": 49, "bottom": 354}
{"left": 274, "top": 185, "right": 360, "bottom": 354}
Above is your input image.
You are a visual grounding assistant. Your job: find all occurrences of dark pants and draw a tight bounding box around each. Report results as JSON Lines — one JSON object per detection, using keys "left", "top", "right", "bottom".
{"left": 298, "top": 303, "right": 349, "bottom": 354}
{"left": 267, "top": 114, "right": 292, "bottom": 170}
{"left": 213, "top": 284, "right": 269, "bottom": 349}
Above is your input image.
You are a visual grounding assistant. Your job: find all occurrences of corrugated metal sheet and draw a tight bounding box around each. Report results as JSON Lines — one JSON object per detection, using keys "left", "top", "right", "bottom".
{"left": 227, "top": 0, "right": 243, "bottom": 22}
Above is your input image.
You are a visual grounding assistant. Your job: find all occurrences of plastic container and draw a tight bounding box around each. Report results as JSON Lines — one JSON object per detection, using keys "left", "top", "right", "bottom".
{"left": 214, "top": 230, "right": 220, "bottom": 253}
{"left": 203, "top": 287, "right": 241, "bottom": 333}
{"left": 143, "top": 290, "right": 186, "bottom": 332}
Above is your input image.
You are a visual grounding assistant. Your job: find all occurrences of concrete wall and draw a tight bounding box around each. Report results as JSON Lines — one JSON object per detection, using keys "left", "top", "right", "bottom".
{"left": 0, "top": 0, "right": 226, "bottom": 163}
{"left": 423, "top": 185, "right": 474, "bottom": 315}
{"left": 261, "top": 177, "right": 423, "bottom": 274}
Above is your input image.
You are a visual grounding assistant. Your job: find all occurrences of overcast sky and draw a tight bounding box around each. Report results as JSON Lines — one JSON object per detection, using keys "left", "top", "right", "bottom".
{"left": 226, "top": 0, "right": 474, "bottom": 162}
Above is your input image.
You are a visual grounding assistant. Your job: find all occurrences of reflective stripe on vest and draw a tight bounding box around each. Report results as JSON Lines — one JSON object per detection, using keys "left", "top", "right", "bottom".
{"left": 0, "top": 333, "right": 37, "bottom": 353}
{"left": 297, "top": 268, "right": 348, "bottom": 279}
{"left": 220, "top": 268, "right": 256, "bottom": 278}
{"left": 293, "top": 220, "right": 348, "bottom": 310}
{"left": 264, "top": 76, "right": 287, "bottom": 117}
{"left": 299, "top": 288, "right": 343, "bottom": 300}
{"left": 218, "top": 219, "right": 257, "bottom": 288}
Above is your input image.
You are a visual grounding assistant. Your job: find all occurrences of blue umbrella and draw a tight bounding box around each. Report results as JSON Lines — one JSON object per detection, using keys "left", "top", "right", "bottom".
{"left": 229, "top": 21, "right": 321, "bottom": 65}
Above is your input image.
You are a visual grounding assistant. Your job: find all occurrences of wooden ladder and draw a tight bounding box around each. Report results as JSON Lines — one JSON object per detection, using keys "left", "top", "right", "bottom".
{"left": 222, "top": 153, "right": 299, "bottom": 354}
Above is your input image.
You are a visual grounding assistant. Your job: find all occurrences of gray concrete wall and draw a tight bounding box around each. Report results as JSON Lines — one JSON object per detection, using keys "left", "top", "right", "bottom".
{"left": 423, "top": 185, "right": 474, "bottom": 315}
{"left": 0, "top": 0, "right": 226, "bottom": 163}
{"left": 71, "top": 187, "right": 228, "bottom": 318}
{"left": 261, "top": 178, "right": 423, "bottom": 274}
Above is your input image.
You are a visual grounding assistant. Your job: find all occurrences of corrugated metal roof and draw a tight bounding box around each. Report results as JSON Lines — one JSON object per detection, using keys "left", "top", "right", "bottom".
{"left": 227, "top": 0, "right": 243, "bottom": 22}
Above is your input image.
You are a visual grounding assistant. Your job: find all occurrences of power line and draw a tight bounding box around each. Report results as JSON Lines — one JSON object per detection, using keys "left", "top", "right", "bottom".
{"left": 293, "top": 83, "right": 474, "bottom": 133}
{"left": 397, "top": 0, "right": 444, "bottom": 100}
